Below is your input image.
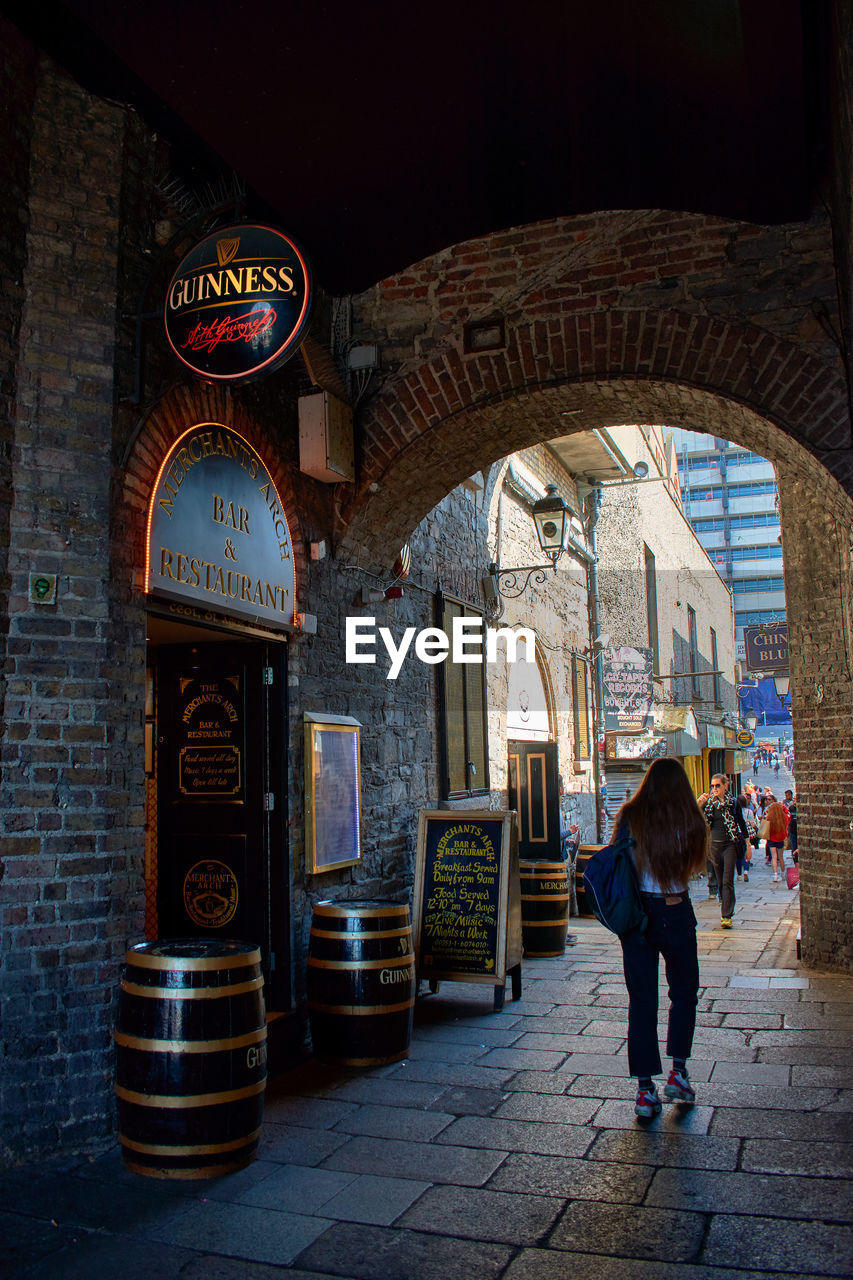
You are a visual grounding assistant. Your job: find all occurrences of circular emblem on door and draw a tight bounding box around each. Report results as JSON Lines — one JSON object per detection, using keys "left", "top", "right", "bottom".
{"left": 183, "top": 859, "right": 239, "bottom": 928}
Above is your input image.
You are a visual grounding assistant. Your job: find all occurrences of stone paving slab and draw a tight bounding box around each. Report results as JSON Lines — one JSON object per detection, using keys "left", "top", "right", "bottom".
{"left": 434, "top": 1114, "right": 596, "bottom": 1158}
{"left": 549, "top": 1200, "right": 707, "bottom": 1262}
{"left": 646, "top": 1166, "right": 853, "bottom": 1222}
{"left": 699, "top": 1213, "right": 853, "bottom": 1275}
{"left": 588, "top": 1128, "right": 741, "bottom": 1170}
{"left": 143, "top": 1199, "right": 335, "bottom": 1266}
{"left": 502, "top": 1254, "right": 819, "bottom": 1280}
{"left": 489, "top": 1150, "right": 655, "bottom": 1202}
{"left": 331, "top": 1102, "right": 455, "bottom": 1142}
{"left": 321, "top": 1134, "right": 507, "bottom": 1185}
{"left": 292, "top": 1221, "right": 514, "bottom": 1280}
{"left": 710, "top": 1108, "right": 853, "bottom": 1141}
{"left": 396, "top": 1182, "right": 562, "bottom": 1244}
{"left": 741, "top": 1139, "right": 853, "bottom": 1177}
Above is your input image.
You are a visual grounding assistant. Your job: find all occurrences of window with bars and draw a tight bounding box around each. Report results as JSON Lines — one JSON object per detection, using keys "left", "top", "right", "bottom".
{"left": 436, "top": 593, "right": 490, "bottom": 798}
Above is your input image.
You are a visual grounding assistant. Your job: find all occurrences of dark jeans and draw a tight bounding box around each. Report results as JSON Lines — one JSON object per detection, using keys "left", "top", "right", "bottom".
{"left": 620, "top": 894, "right": 700, "bottom": 1078}
{"left": 710, "top": 841, "right": 737, "bottom": 918}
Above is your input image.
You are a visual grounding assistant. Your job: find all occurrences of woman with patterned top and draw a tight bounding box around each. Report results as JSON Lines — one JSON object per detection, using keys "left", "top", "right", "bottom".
{"left": 697, "top": 774, "right": 749, "bottom": 928}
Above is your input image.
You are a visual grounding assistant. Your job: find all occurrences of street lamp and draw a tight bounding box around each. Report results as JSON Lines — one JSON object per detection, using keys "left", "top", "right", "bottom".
{"left": 486, "top": 485, "right": 575, "bottom": 606}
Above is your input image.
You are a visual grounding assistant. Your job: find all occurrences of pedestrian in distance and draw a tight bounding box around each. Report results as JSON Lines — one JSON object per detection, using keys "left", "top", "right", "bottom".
{"left": 737, "top": 793, "right": 757, "bottom": 881}
{"left": 698, "top": 774, "right": 749, "bottom": 928}
{"left": 765, "top": 800, "right": 789, "bottom": 881}
{"left": 785, "top": 788, "right": 799, "bottom": 865}
{"left": 612, "top": 758, "right": 708, "bottom": 1120}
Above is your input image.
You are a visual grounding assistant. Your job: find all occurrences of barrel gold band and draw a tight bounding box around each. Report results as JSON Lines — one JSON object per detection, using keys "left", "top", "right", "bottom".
{"left": 120, "top": 978, "right": 263, "bottom": 1000}
{"left": 115, "top": 1078, "right": 266, "bottom": 1108}
{"left": 523, "top": 918, "right": 570, "bottom": 927}
{"left": 309, "top": 926, "right": 411, "bottom": 941}
{"left": 307, "top": 997, "right": 415, "bottom": 1016}
{"left": 126, "top": 950, "right": 261, "bottom": 972}
{"left": 114, "top": 1027, "right": 267, "bottom": 1054}
{"left": 519, "top": 865, "right": 567, "bottom": 873}
{"left": 119, "top": 1126, "right": 262, "bottom": 1157}
{"left": 313, "top": 904, "right": 409, "bottom": 919}
{"left": 306, "top": 956, "right": 413, "bottom": 971}
{"left": 521, "top": 894, "right": 570, "bottom": 902}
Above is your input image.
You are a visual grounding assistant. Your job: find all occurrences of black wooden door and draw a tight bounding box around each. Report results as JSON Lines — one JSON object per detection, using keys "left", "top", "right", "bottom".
{"left": 507, "top": 739, "right": 561, "bottom": 862}
{"left": 155, "top": 641, "right": 289, "bottom": 1006}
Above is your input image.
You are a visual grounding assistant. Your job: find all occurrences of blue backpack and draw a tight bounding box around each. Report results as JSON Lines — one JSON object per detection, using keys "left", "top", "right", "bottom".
{"left": 583, "top": 822, "right": 648, "bottom": 937}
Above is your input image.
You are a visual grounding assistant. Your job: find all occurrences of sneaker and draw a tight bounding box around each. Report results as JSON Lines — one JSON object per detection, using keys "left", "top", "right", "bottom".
{"left": 743, "top": 871, "right": 749, "bottom": 882}
{"left": 720, "top": 917, "right": 733, "bottom": 928}
{"left": 737, "top": 873, "right": 742, "bottom": 881}
{"left": 773, "top": 873, "right": 779, "bottom": 882}
{"left": 634, "top": 1087, "right": 662, "bottom": 1119}
{"left": 664, "top": 1069, "right": 696, "bottom": 1104}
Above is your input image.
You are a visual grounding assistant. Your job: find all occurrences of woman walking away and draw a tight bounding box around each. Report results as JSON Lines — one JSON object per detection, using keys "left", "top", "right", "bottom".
{"left": 613, "top": 758, "right": 707, "bottom": 1120}
{"left": 765, "top": 800, "right": 789, "bottom": 881}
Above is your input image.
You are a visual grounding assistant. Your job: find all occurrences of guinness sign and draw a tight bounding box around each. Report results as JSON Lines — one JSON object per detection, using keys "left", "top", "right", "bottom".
{"left": 165, "top": 224, "right": 312, "bottom": 381}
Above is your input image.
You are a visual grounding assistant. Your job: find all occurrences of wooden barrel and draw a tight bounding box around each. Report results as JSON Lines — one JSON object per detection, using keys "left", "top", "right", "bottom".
{"left": 576, "top": 845, "right": 604, "bottom": 917}
{"left": 114, "top": 938, "right": 266, "bottom": 1179}
{"left": 307, "top": 900, "right": 415, "bottom": 1066}
{"left": 519, "top": 861, "right": 570, "bottom": 956}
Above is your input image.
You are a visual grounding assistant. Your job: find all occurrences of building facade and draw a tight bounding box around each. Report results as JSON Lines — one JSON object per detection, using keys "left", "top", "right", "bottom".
{"left": 670, "top": 429, "right": 792, "bottom": 742}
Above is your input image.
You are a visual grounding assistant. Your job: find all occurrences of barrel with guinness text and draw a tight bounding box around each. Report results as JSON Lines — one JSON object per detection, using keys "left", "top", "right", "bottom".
{"left": 307, "top": 900, "right": 415, "bottom": 1066}
{"left": 114, "top": 939, "right": 267, "bottom": 1179}
{"left": 575, "top": 845, "right": 604, "bottom": 917}
{"left": 519, "top": 861, "right": 571, "bottom": 956}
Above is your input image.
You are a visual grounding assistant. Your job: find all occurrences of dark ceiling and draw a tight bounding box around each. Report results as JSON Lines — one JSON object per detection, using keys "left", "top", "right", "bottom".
{"left": 5, "top": 0, "right": 827, "bottom": 295}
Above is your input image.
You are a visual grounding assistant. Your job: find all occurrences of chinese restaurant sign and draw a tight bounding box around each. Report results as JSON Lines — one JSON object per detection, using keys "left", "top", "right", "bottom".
{"left": 743, "top": 623, "right": 789, "bottom": 673}
{"left": 146, "top": 423, "right": 296, "bottom": 630}
{"left": 165, "top": 223, "right": 312, "bottom": 381}
{"left": 602, "top": 645, "right": 654, "bottom": 733}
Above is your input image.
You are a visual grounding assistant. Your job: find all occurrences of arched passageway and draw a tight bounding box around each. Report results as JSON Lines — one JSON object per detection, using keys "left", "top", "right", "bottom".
{"left": 340, "top": 210, "right": 853, "bottom": 971}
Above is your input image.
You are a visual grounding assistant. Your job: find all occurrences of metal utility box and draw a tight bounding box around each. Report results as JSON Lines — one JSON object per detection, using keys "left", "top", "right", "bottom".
{"left": 298, "top": 392, "right": 355, "bottom": 483}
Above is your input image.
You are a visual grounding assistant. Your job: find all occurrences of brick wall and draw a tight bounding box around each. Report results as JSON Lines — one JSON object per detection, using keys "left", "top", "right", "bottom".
{"left": 0, "top": 58, "right": 130, "bottom": 1161}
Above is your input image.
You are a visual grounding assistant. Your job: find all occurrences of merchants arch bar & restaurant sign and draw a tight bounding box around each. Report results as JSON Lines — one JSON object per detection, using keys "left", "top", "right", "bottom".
{"left": 146, "top": 423, "right": 297, "bottom": 632}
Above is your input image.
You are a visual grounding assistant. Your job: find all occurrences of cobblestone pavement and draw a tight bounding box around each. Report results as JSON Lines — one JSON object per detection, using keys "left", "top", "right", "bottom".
{"left": 3, "top": 866, "right": 852, "bottom": 1280}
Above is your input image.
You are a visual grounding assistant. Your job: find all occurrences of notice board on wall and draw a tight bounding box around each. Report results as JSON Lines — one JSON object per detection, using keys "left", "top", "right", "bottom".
{"left": 412, "top": 810, "right": 522, "bottom": 1007}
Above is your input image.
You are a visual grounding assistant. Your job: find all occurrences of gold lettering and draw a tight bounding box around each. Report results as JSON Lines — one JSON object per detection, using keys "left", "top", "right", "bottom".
{"left": 244, "top": 266, "right": 260, "bottom": 292}
{"left": 201, "top": 432, "right": 214, "bottom": 457}
{"left": 189, "top": 435, "right": 203, "bottom": 463}
{"left": 212, "top": 494, "right": 224, "bottom": 524}
{"left": 278, "top": 266, "right": 294, "bottom": 291}
{"left": 262, "top": 265, "right": 277, "bottom": 291}
{"left": 160, "top": 548, "right": 176, "bottom": 580}
{"left": 225, "top": 268, "right": 243, "bottom": 294}
{"left": 176, "top": 552, "right": 189, "bottom": 582}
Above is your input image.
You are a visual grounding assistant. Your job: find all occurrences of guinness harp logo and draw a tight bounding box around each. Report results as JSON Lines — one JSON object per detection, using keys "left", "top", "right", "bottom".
{"left": 216, "top": 237, "right": 240, "bottom": 267}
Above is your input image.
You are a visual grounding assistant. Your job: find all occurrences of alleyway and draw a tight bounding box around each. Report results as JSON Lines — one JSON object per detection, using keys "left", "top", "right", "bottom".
{"left": 4, "top": 866, "right": 852, "bottom": 1280}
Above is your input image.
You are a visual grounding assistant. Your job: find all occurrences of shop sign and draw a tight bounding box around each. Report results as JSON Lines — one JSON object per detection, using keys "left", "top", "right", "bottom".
{"left": 705, "top": 724, "right": 726, "bottom": 747}
{"left": 164, "top": 224, "right": 312, "bottom": 381}
{"left": 737, "top": 729, "right": 755, "bottom": 747}
{"left": 743, "top": 623, "right": 788, "bottom": 673}
{"left": 146, "top": 423, "right": 296, "bottom": 630}
{"left": 602, "top": 645, "right": 654, "bottom": 733}
{"left": 605, "top": 734, "right": 668, "bottom": 760}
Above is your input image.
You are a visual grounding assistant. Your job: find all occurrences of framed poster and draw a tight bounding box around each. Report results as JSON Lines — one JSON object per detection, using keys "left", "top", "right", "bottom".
{"left": 412, "top": 810, "right": 521, "bottom": 1000}
{"left": 304, "top": 713, "right": 362, "bottom": 873}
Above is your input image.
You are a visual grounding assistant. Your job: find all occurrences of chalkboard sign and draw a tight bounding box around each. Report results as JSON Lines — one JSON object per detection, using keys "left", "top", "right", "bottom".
{"left": 413, "top": 810, "right": 522, "bottom": 1008}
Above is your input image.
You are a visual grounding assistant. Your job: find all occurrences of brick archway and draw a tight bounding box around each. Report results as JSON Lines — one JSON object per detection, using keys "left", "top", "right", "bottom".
{"left": 341, "top": 347, "right": 850, "bottom": 565}
{"left": 340, "top": 210, "right": 853, "bottom": 970}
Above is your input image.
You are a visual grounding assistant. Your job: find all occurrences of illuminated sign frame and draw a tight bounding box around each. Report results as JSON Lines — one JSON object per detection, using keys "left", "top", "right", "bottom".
{"left": 164, "top": 223, "right": 312, "bottom": 382}
{"left": 145, "top": 423, "right": 297, "bottom": 632}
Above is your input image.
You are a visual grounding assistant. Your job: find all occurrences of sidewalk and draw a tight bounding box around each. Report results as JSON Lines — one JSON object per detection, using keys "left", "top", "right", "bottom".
{"left": 3, "top": 866, "right": 852, "bottom": 1280}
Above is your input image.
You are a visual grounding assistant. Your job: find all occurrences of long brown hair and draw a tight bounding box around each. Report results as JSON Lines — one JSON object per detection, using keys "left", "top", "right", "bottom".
{"left": 765, "top": 801, "right": 788, "bottom": 831}
{"left": 614, "top": 757, "right": 708, "bottom": 891}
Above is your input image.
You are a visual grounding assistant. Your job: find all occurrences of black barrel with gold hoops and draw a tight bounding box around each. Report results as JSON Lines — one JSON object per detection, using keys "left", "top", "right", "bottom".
{"left": 114, "top": 939, "right": 267, "bottom": 1179}
{"left": 519, "top": 860, "right": 570, "bottom": 955}
{"left": 307, "top": 900, "right": 415, "bottom": 1066}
